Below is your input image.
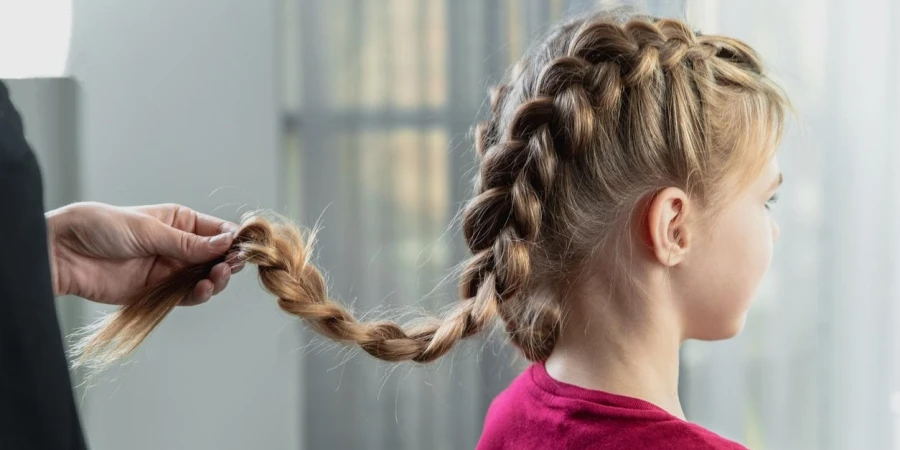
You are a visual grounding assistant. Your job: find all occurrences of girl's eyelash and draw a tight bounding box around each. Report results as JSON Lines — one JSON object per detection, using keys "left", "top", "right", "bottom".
{"left": 766, "top": 193, "right": 779, "bottom": 210}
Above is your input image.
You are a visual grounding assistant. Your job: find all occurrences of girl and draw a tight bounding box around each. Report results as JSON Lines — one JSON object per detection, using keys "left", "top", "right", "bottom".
{"left": 76, "top": 8, "right": 787, "bottom": 450}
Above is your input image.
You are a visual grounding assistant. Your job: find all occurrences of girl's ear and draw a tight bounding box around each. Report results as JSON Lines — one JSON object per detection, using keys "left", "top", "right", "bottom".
{"left": 644, "top": 187, "right": 692, "bottom": 267}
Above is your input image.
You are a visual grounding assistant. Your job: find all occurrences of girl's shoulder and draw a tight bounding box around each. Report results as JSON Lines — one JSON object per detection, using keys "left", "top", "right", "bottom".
{"left": 476, "top": 364, "right": 748, "bottom": 450}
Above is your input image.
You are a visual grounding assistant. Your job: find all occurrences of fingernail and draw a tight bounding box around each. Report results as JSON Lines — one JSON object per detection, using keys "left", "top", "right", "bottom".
{"left": 210, "top": 233, "right": 231, "bottom": 248}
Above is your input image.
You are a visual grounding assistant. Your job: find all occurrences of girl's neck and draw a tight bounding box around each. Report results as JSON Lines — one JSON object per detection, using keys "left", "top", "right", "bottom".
{"left": 544, "top": 282, "right": 686, "bottom": 419}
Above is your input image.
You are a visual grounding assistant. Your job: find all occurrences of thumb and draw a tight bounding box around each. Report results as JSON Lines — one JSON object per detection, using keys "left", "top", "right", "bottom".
{"left": 149, "top": 222, "right": 235, "bottom": 264}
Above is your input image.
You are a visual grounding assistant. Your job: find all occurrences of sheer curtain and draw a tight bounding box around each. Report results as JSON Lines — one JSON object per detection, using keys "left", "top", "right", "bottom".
{"left": 283, "top": 1, "right": 900, "bottom": 449}
{"left": 283, "top": 2, "right": 555, "bottom": 448}
{"left": 680, "top": 1, "right": 900, "bottom": 449}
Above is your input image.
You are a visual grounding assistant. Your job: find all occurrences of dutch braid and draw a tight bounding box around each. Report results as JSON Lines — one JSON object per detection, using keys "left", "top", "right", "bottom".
{"left": 72, "top": 11, "right": 788, "bottom": 370}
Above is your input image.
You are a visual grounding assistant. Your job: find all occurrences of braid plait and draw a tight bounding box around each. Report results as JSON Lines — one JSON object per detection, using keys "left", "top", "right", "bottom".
{"left": 460, "top": 87, "right": 568, "bottom": 361}
{"left": 70, "top": 12, "right": 789, "bottom": 372}
{"left": 73, "top": 215, "right": 501, "bottom": 368}
{"left": 564, "top": 19, "right": 717, "bottom": 85}
{"left": 241, "top": 217, "right": 499, "bottom": 363}
{"left": 457, "top": 16, "right": 771, "bottom": 361}
{"left": 459, "top": 17, "right": 727, "bottom": 361}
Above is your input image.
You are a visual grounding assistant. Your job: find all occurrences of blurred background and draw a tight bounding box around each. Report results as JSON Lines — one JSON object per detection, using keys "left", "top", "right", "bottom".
{"left": 5, "top": 0, "right": 900, "bottom": 449}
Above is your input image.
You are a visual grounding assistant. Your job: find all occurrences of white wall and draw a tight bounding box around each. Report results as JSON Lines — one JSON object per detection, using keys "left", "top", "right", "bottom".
{"left": 5, "top": 79, "right": 79, "bottom": 211}
{"left": 63, "top": 1, "right": 303, "bottom": 449}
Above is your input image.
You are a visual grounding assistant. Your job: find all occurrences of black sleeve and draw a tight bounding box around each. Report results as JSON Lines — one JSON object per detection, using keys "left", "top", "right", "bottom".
{"left": 0, "top": 81, "right": 88, "bottom": 450}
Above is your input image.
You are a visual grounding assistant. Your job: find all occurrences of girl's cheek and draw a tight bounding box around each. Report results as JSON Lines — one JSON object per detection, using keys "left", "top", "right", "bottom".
{"left": 771, "top": 217, "right": 780, "bottom": 243}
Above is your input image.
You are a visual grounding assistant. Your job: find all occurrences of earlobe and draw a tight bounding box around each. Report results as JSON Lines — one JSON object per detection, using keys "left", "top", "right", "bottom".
{"left": 645, "top": 187, "right": 691, "bottom": 267}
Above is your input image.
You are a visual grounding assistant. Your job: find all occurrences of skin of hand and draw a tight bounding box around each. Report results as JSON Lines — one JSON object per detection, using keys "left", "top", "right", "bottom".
{"left": 46, "top": 202, "right": 245, "bottom": 306}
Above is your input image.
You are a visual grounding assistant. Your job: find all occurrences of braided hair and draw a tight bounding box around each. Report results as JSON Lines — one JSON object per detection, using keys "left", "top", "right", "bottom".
{"left": 73, "top": 10, "right": 788, "bottom": 370}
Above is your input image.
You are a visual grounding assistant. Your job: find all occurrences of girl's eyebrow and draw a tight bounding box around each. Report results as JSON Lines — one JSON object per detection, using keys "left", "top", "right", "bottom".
{"left": 770, "top": 172, "right": 784, "bottom": 190}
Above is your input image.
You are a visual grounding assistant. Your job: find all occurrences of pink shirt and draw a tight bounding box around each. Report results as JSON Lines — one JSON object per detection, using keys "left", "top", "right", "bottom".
{"left": 477, "top": 363, "right": 748, "bottom": 449}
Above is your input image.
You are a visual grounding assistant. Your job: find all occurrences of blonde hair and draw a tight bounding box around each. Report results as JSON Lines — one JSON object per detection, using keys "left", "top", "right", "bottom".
{"left": 73, "top": 10, "right": 788, "bottom": 370}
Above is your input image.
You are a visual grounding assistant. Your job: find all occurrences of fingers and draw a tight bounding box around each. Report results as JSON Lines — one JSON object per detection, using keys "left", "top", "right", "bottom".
{"left": 184, "top": 279, "right": 214, "bottom": 306}
{"left": 149, "top": 222, "right": 235, "bottom": 264}
{"left": 182, "top": 262, "right": 232, "bottom": 306}
{"left": 209, "top": 262, "right": 231, "bottom": 295}
{"left": 193, "top": 212, "right": 239, "bottom": 237}
{"left": 135, "top": 203, "right": 240, "bottom": 238}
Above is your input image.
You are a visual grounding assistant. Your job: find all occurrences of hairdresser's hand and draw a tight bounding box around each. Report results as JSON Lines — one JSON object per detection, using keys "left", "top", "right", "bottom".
{"left": 46, "top": 202, "right": 245, "bottom": 306}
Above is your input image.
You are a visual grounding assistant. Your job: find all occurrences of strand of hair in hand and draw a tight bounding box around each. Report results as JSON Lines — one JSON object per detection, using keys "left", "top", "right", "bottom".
{"left": 69, "top": 212, "right": 494, "bottom": 372}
